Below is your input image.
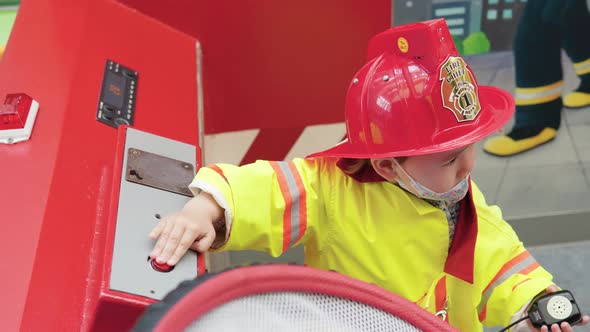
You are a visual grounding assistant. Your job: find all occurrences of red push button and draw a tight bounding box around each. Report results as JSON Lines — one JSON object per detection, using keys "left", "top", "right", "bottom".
{"left": 150, "top": 258, "right": 174, "bottom": 273}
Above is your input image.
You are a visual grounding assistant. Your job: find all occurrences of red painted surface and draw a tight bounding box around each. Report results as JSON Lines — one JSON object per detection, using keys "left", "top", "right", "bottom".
{"left": 0, "top": 1, "right": 88, "bottom": 331}
{"left": 2, "top": 0, "right": 203, "bottom": 330}
{"left": 117, "top": 0, "right": 391, "bottom": 162}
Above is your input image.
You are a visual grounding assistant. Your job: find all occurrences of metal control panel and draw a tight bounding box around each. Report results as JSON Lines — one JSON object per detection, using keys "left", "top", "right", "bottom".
{"left": 110, "top": 128, "right": 199, "bottom": 300}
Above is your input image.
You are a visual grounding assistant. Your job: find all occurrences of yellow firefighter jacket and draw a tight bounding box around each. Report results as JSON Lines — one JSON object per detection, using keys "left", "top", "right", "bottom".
{"left": 190, "top": 157, "right": 553, "bottom": 331}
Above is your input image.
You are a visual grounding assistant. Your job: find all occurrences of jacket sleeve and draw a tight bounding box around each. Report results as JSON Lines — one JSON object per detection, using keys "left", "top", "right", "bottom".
{"left": 188, "top": 158, "right": 331, "bottom": 257}
{"left": 478, "top": 245, "right": 553, "bottom": 328}
{"left": 472, "top": 185, "right": 554, "bottom": 327}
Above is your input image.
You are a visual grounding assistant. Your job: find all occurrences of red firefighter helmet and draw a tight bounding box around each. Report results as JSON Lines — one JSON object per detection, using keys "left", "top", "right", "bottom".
{"left": 309, "top": 19, "right": 514, "bottom": 159}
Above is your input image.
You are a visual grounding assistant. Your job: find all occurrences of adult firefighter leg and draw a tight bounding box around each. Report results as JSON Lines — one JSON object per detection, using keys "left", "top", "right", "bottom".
{"left": 483, "top": 0, "right": 563, "bottom": 157}
{"left": 562, "top": 0, "right": 590, "bottom": 109}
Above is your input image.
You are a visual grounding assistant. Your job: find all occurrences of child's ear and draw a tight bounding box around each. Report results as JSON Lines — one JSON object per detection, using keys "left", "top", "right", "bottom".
{"left": 370, "top": 158, "right": 398, "bottom": 182}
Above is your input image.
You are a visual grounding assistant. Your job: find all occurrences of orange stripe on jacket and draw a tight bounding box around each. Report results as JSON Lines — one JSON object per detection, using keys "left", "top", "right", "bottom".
{"left": 287, "top": 162, "right": 307, "bottom": 244}
{"left": 482, "top": 251, "right": 531, "bottom": 296}
{"left": 269, "top": 161, "right": 293, "bottom": 252}
{"left": 207, "top": 164, "right": 229, "bottom": 183}
{"left": 435, "top": 276, "right": 448, "bottom": 321}
{"left": 478, "top": 251, "right": 540, "bottom": 322}
{"left": 512, "top": 278, "right": 533, "bottom": 292}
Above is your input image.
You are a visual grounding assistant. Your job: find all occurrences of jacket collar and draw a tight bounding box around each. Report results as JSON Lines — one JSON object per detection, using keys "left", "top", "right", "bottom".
{"left": 336, "top": 159, "right": 478, "bottom": 283}
{"left": 443, "top": 183, "right": 477, "bottom": 284}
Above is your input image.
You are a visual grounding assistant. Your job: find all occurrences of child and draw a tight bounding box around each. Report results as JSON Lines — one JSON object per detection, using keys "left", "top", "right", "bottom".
{"left": 149, "top": 20, "right": 589, "bottom": 331}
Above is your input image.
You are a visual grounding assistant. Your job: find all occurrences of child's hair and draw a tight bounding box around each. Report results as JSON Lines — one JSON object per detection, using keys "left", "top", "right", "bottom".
{"left": 340, "top": 159, "right": 370, "bottom": 175}
{"left": 340, "top": 157, "right": 408, "bottom": 177}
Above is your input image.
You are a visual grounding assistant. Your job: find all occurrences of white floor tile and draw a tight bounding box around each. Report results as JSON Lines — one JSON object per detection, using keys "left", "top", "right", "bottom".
{"left": 565, "top": 107, "right": 590, "bottom": 127}
{"left": 570, "top": 125, "right": 590, "bottom": 163}
{"left": 465, "top": 51, "right": 512, "bottom": 70}
{"left": 471, "top": 167, "right": 503, "bottom": 204}
{"left": 505, "top": 124, "right": 577, "bottom": 168}
{"left": 496, "top": 164, "right": 590, "bottom": 219}
{"left": 475, "top": 140, "right": 509, "bottom": 170}
{"left": 472, "top": 68, "right": 496, "bottom": 85}
{"left": 489, "top": 67, "right": 516, "bottom": 93}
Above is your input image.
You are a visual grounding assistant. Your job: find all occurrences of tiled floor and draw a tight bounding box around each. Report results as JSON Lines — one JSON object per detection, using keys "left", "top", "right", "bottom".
{"left": 466, "top": 51, "right": 590, "bottom": 220}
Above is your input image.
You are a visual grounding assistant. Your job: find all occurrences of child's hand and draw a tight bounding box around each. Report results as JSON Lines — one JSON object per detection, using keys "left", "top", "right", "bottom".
{"left": 526, "top": 285, "right": 590, "bottom": 332}
{"left": 149, "top": 192, "right": 223, "bottom": 266}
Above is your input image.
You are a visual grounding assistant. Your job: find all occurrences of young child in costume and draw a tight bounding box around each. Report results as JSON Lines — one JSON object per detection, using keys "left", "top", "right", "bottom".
{"left": 484, "top": 0, "right": 590, "bottom": 156}
{"left": 149, "top": 20, "right": 589, "bottom": 331}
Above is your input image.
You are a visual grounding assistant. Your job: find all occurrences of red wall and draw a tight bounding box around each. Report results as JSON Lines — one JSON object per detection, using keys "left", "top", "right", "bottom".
{"left": 117, "top": 0, "right": 391, "bottom": 162}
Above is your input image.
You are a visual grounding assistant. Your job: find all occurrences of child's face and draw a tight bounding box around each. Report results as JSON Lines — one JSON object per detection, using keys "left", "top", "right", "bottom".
{"left": 371, "top": 144, "right": 476, "bottom": 193}
{"left": 400, "top": 144, "right": 476, "bottom": 193}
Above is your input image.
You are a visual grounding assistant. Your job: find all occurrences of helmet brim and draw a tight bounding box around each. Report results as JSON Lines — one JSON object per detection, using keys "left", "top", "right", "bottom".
{"left": 307, "top": 85, "right": 514, "bottom": 159}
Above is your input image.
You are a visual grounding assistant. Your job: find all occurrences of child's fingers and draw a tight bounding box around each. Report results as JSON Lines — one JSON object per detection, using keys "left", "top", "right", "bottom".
{"left": 149, "top": 218, "right": 167, "bottom": 240}
{"left": 151, "top": 218, "right": 175, "bottom": 260}
{"left": 539, "top": 314, "right": 587, "bottom": 332}
{"left": 167, "top": 231, "right": 196, "bottom": 266}
{"left": 193, "top": 229, "right": 215, "bottom": 253}
{"left": 560, "top": 322, "right": 573, "bottom": 332}
{"left": 546, "top": 284, "right": 559, "bottom": 293}
{"left": 157, "top": 223, "right": 185, "bottom": 264}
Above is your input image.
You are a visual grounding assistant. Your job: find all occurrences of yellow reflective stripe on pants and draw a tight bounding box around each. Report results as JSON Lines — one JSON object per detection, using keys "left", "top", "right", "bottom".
{"left": 574, "top": 58, "right": 590, "bottom": 76}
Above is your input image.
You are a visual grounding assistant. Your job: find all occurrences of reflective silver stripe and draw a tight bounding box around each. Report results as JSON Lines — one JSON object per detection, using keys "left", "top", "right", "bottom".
{"left": 278, "top": 161, "right": 301, "bottom": 246}
{"left": 477, "top": 255, "right": 537, "bottom": 313}
{"left": 515, "top": 85, "right": 562, "bottom": 101}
